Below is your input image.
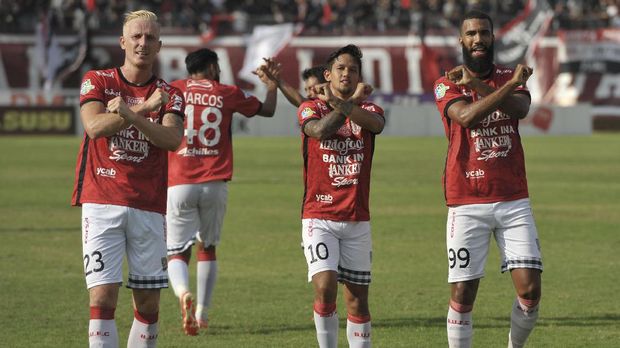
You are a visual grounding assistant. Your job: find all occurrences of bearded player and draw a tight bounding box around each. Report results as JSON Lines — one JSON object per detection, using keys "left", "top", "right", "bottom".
{"left": 297, "top": 44, "right": 383, "bottom": 348}
{"left": 433, "top": 10, "right": 543, "bottom": 348}
{"left": 166, "top": 48, "right": 277, "bottom": 335}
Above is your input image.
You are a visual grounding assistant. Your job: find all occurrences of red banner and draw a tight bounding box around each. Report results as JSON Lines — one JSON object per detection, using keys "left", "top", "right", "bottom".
{"left": 0, "top": 30, "right": 618, "bottom": 125}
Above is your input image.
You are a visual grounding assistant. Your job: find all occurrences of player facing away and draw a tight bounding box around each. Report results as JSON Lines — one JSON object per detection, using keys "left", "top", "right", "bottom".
{"left": 72, "top": 10, "right": 185, "bottom": 348}
{"left": 166, "top": 48, "right": 277, "bottom": 336}
{"left": 296, "top": 44, "right": 384, "bottom": 348}
{"left": 433, "top": 10, "right": 543, "bottom": 348}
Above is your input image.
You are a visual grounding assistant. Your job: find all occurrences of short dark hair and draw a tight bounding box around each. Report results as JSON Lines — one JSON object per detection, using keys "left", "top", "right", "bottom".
{"left": 185, "top": 48, "right": 218, "bottom": 75}
{"left": 301, "top": 65, "right": 326, "bottom": 83}
{"left": 461, "top": 10, "right": 494, "bottom": 34}
{"left": 325, "top": 44, "right": 363, "bottom": 78}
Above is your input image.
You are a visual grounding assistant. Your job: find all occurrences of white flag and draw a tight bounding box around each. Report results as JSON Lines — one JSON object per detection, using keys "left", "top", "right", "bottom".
{"left": 238, "top": 23, "right": 296, "bottom": 85}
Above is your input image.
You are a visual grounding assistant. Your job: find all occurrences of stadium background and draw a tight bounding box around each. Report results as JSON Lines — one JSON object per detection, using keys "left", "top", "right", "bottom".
{"left": 0, "top": 1, "right": 619, "bottom": 347}
{"left": 1, "top": 0, "right": 619, "bottom": 135}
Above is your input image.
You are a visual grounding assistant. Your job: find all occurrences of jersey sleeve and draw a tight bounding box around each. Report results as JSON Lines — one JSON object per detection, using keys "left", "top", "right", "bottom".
{"left": 162, "top": 84, "right": 185, "bottom": 119}
{"left": 297, "top": 100, "right": 321, "bottom": 129}
{"left": 79, "top": 70, "right": 105, "bottom": 106}
{"left": 433, "top": 76, "right": 470, "bottom": 120}
{"left": 360, "top": 103, "right": 385, "bottom": 118}
{"left": 231, "top": 86, "right": 262, "bottom": 117}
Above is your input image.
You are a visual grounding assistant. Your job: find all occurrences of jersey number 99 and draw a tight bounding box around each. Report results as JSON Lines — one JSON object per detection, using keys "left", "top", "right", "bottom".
{"left": 448, "top": 248, "right": 470, "bottom": 269}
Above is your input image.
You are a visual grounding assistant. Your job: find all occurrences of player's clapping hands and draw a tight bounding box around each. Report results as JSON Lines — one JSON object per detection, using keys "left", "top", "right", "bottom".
{"left": 253, "top": 57, "right": 281, "bottom": 91}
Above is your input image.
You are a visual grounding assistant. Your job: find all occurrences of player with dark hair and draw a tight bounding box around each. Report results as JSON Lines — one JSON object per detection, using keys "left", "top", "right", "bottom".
{"left": 73, "top": 10, "right": 184, "bottom": 348}
{"left": 166, "top": 47, "right": 277, "bottom": 336}
{"left": 433, "top": 10, "right": 542, "bottom": 348}
{"left": 255, "top": 59, "right": 327, "bottom": 107}
{"left": 296, "top": 44, "right": 384, "bottom": 348}
{"left": 301, "top": 65, "right": 328, "bottom": 100}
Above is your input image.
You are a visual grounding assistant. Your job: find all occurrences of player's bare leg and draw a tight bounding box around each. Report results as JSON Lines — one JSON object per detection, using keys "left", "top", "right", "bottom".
{"left": 508, "top": 269, "right": 541, "bottom": 348}
{"left": 167, "top": 248, "right": 198, "bottom": 335}
{"left": 312, "top": 270, "right": 339, "bottom": 348}
{"left": 89, "top": 284, "right": 121, "bottom": 348}
{"left": 343, "top": 281, "right": 371, "bottom": 348}
{"left": 195, "top": 242, "right": 217, "bottom": 329}
{"left": 448, "top": 279, "right": 480, "bottom": 348}
{"left": 127, "top": 289, "right": 161, "bottom": 347}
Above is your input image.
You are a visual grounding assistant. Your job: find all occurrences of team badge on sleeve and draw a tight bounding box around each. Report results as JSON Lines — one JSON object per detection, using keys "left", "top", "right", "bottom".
{"left": 434, "top": 83, "right": 449, "bottom": 100}
{"left": 301, "top": 107, "right": 316, "bottom": 119}
{"left": 80, "top": 79, "right": 95, "bottom": 95}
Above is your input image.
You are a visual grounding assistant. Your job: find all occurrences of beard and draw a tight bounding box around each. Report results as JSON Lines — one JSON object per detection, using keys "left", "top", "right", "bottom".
{"left": 462, "top": 42, "right": 494, "bottom": 74}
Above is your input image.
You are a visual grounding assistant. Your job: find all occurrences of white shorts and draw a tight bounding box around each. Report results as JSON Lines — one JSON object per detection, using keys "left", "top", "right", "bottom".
{"left": 301, "top": 219, "right": 372, "bottom": 285}
{"left": 446, "top": 198, "right": 543, "bottom": 283}
{"left": 166, "top": 181, "right": 228, "bottom": 255}
{"left": 81, "top": 203, "right": 168, "bottom": 289}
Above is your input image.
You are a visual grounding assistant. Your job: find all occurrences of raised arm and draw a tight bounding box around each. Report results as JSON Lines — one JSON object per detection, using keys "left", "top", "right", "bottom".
{"left": 253, "top": 60, "right": 279, "bottom": 117}
{"left": 255, "top": 57, "right": 305, "bottom": 107}
{"left": 445, "top": 64, "right": 532, "bottom": 128}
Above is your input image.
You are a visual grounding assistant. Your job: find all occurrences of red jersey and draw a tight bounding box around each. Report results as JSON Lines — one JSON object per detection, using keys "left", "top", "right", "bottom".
{"left": 297, "top": 99, "right": 384, "bottom": 221}
{"left": 167, "top": 79, "right": 262, "bottom": 186}
{"left": 434, "top": 65, "right": 531, "bottom": 205}
{"left": 72, "top": 68, "right": 185, "bottom": 214}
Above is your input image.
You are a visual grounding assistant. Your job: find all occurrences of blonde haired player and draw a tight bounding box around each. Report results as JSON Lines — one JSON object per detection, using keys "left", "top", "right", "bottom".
{"left": 72, "top": 9, "right": 184, "bottom": 347}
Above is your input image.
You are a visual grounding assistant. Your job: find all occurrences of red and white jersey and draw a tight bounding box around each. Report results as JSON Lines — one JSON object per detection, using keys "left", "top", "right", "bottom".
{"left": 72, "top": 68, "right": 185, "bottom": 214}
{"left": 434, "top": 64, "right": 531, "bottom": 206}
{"left": 297, "top": 99, "right": 384, "bottom": 221}
{"left": 167, "top": 78, "right": 262, "bottom": 187}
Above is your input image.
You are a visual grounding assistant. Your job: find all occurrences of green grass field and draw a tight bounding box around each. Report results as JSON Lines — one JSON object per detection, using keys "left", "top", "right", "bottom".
{"left": 0, "top": 134, "right": 619, "bottom": 347}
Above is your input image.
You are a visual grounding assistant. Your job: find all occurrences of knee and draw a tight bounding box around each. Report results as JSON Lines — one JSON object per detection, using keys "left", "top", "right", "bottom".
{"left": 451, "top": 282, "right": 478, "bottom": 305}
{"left": 89, "top": 284, "right": 119, "bottom": 309}
{"left": 345, "top": 296, "right": 369, "bottom": 317}
{"left": 133, "top": 289, "right": 161, "bottom": 313}
{"left": 517, "top": 284, "right": 541, "bottom": 302}
{"left": 314, "top": 283, "right": 337, "bottom": 303}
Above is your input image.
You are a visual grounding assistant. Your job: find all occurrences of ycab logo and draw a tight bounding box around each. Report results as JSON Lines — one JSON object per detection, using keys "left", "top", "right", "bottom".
{"left": 96, "top": 167, "right": 117, "bottom": 178}
{"left": 315, "top": 194, "right": 333, "bottom": 204}
{"left": 465, "top": 169, "right": 485, "bottom": 179}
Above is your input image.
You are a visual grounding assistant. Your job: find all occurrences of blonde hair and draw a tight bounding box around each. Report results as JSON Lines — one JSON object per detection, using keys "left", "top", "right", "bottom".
{"left": 123, "top": 10, "right": 159, "bottom": 28}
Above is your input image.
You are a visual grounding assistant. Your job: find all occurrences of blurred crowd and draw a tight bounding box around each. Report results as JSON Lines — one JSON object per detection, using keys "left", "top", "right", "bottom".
{"left": 2, "top": 0, "right": 620, "bottom": 35}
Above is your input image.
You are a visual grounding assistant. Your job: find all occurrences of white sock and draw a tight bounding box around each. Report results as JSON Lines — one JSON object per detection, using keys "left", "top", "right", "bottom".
{"left": 346, "top": 315, "right": 371, "bottom": 348}
{"left": 89, "top": 320, "right": 118, "bottom": 348}
{"left": 508, "top": 298, "right": 539, "bottom": 348}
{"left": 196, "top": 260, "right": 217, "bottom": 322}
{"left": 167, "top": 257, "right": 190, "bottom": 298}
{"left": 89, "top": 307, "right": 118, "bottom": 348}
{"left": 127, "top": 311, "right": 158, "bottom": 348}
{"left": 447, "top": 303, "right": 473, "bottom": 348}
{"left": 314, "top": 302, "right": 338, "bottom": 348}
